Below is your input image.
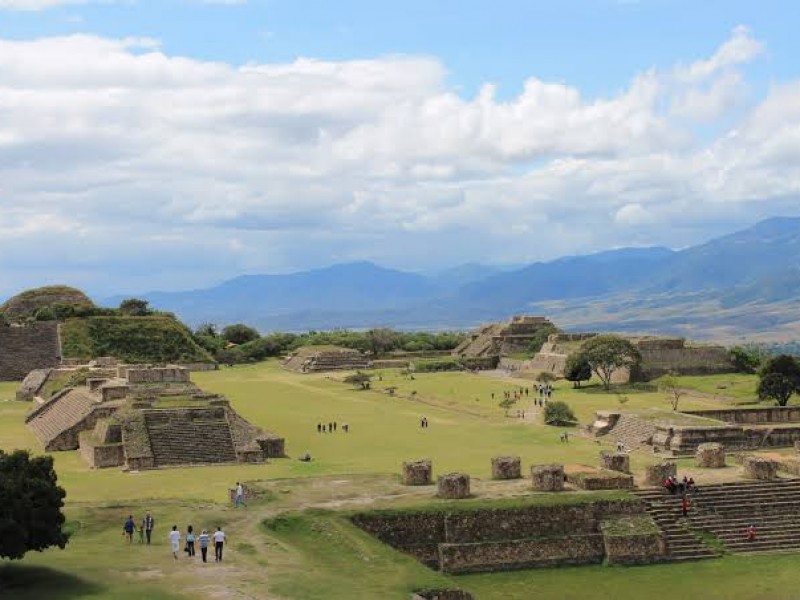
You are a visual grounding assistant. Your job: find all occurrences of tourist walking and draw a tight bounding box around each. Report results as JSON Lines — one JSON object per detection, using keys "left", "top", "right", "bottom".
{"left": 235, "top": 482, "right": 246, "bottom": 508}
{"left": 681, "top": 495, "right": 689, "bottom": 517}
{"left": 169, "top": 526, "right": 181, "bottom": 560}
{"left": 186, "top": 525, "right": 196, "bottom": 557}
{"left": 214, "top": 527, "right": 226, "bottom": 562}
{"left": 746, "top": 524, "right": 756, "bottom": 541}
{"left": 123, "top": 515, "right": 135, "bottom": 544}
{"left": 198, "top": 529, "right": 210, "bottom": 562}
{"left": 143, "top": 511, "right": 154, "bottom": 545}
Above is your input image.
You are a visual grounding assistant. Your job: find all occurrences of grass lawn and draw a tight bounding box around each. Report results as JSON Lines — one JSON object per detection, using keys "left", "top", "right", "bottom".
{"left": 0, "top": 364, "right": 796, "bottom": 599}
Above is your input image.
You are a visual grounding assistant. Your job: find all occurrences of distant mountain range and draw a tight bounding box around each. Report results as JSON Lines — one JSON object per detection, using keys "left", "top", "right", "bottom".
{"left": 103, "top": 217, "right": 800, "bottom": 341}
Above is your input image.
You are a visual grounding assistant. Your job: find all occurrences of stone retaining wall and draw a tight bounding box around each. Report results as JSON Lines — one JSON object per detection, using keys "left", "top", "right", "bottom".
{"left": 0, "top": 322, "right": 60, "bottom": 381}
{"left": 683, "top": 407, "right": 800, "bottom": 424}
{"left": 654, "top": 424, "right": 800, "bottom": 455}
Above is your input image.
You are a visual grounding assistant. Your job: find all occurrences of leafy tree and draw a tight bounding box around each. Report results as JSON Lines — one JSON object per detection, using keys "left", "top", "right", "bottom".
{"left": 221, "top": 323, "right": 260, "bottom": 345}
{"left": 0, "top": 450, "right": 69, "bottom": 560}
{"left": 118, "top": 298, "right": 151, "bottom": 316}
{"left": 564, "top": 352, "right": 592, "bottom": 388}
{"left": 730, "top": 344, "right": 768, "bottom": 374}
{"left": 367, "top": 328, "right": 398, "bottom": 357}
{"left": 543, "top": 400, "right": 578, "bottom": 426}
{"left": 33, "top": 306, "right": 56, "bottom": 321}
{"left": 343, "top": 371, "right": 372, "bottom": 390}
{"left": 536, "top": 371, "right": 557, "bottom": 384}
{"left": 194, "top": 323, "right": 219, "bottom": 338}
{"left": 498, "top": 396, "right": 517, "bottom": 416}
{"left": 758, "top": 373, "right": 796, "bottom": 406}
{"left": 659, "top": 374, "right": 687, "bottom": 411}
{"left": 759, "top": 354, "right": 800, "bottom": 388}
{"left": 579, "top": 335, "right": 642, "bottom": 390}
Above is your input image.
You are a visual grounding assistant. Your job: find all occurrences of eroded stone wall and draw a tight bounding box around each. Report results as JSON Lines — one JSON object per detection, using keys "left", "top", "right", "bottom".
{"left": 0, "top": 322, "right": 60, "bottom": 381}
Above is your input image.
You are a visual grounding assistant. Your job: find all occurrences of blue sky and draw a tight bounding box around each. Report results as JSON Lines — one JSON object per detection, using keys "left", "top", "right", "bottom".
{"left": 0, "top": 0, "right": 798, "bottom": 298}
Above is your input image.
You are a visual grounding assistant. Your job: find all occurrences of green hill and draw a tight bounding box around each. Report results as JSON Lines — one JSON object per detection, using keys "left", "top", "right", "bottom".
{"left": 0, "top": 285, "right": 95, "bottom": 322}
{"left": 60, "top": 316, "right": 214, "bottom": 364}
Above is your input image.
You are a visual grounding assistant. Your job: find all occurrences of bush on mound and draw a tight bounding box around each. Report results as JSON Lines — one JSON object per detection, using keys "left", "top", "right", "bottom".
{"left": 544, "top": 400, "right": 578, "bottom": 427}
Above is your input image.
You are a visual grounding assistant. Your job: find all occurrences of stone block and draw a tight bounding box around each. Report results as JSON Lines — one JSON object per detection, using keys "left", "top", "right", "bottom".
{"left": 600, "top": 451, "right": 630, "bottom": 474}
{"left": 491, "top": 455, "right": 521, "bottom": 480}
{"left": 742, "top": 455, "right": 779, "bottom": 480}
{"left": 794, "top": 440, "right": 800, "bottom": 454}
{"left": 531, "top": 464, "right": 565, "bottom": 491}
{"left": 402, "top": 459, "right": 433, "bottom": 486}
{"left": 437, "top": 473, "right": 470, "bottom": 499}
{"left": 695, "top": 442, "right": 726, "bottom": 468}
{"left": 644, "top": 462, "right": 677, "bottom": 486}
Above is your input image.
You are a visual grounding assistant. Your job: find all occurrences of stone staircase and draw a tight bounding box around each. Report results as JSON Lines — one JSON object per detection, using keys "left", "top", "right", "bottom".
{"left": 632, "top": 489, "right": 720, "bottom": 561}
{"left": 26, "top": 388, "right": 99, "bottom": 449}
{"left": 683, "top": 480, "right": 800, "bottom": 554}
{"left": 606, "top": 414, "right": 657, "bottom": 449}
{"left": 144, "top": 410, "right": 237, "bottom": 466}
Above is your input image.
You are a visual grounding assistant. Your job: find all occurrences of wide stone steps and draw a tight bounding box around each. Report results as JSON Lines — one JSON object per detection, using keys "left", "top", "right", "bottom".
{"left": 146, "top": 418, "right": 237, "bottom": 466}
{"left": 639, "top": 480, "right": 800, "bottom": 556}
{"left": 27, "top": 389, "right": 98, "bottom": 445}
{"left": 605, "top": 415, "right": 657, "bottom": 449}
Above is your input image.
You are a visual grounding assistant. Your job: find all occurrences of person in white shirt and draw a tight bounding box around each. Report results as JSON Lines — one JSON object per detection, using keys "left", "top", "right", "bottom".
{"left": 235, "top": 482, "right": 246, "bottom": 508}
{"left": 169, "top": 525, "right": 181, "bottom": 560}
{"left": 213, "top": 527, "right": 226, "bottom": 562}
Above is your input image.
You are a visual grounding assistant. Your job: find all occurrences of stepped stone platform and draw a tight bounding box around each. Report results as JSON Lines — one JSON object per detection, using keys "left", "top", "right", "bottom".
{"left": 452, "top": 316, "right": 554, "bottom": 358}
{"left": 283, "top": 346, "right": 369, "bottom": 373}
{"left": 23, "top": 363, "right": 285, "bottom": 469}
{"left": 637, "top": 479, "right": 800, "bottom": 556}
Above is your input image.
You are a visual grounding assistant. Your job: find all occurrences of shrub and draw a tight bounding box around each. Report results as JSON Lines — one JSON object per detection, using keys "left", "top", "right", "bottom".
{"left": 544, "top": 400, "right": 578, "bottom": 426}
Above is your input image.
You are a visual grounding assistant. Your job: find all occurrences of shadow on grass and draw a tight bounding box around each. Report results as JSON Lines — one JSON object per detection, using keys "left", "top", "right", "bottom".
{"left": 0, "top": 564, "right": 103, "bottom": 600}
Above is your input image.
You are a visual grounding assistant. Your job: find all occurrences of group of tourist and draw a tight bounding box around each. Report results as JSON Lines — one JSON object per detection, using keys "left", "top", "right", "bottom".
{"left": 122, "top": 511, "right": 155, "bottom": 545}
{"left": 316, "top": 421, "right": 349, "bottom": 433}
{"left": 169, "top": 525, "right": 227, "bottom": 562}
{"left": 123, "top": 511, "right": 227, "bottom": 563}
{"left": 664, "top": 475, "right": 696, "bottom": 496}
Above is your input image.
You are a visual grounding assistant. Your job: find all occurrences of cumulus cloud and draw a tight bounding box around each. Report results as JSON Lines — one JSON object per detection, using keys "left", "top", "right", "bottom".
{"left": 0, "top": 0, "right": 86, "bottom": 9}
{"left": 0, "top": 25, "right": 797, "bottom": 296}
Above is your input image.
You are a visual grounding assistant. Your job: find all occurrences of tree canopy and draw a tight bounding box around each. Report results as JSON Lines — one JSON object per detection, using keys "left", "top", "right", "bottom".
{"left": 118, "top": 298, "right": 152, "bottom": 316}
{"left": 0, "top": 450, "right": 69, "bottom": 560}
{"left": 221, "top": 323, "right": 261, "bottom": 345}
{"left": 543, "top": 400, "right": 578, "bottom": 426}
{"left": 564, "top": 352, "right": 592, "bottom": 388}
{"left": 579, "top": 335, "right": 641, "bottom": 390}
{"left": 757, "top": 355, "right": 800, "bottom": 406}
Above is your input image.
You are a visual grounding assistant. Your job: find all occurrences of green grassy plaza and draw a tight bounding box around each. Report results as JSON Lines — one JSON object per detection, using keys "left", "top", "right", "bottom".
{"left": 3, "top": 363, "right": 800, "bottom": 599}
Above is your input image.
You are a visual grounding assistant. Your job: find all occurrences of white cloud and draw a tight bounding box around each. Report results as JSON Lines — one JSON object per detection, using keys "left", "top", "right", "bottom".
{"left": 0, "top": 26, "right": 797, "bottom": 296}
{"left": 0, "top": 0, "right": 86, "bottom": 9}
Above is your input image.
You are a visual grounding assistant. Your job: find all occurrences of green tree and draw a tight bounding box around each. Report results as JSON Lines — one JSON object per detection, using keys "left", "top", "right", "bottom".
{"left": 118, "top": 298, "right": 151, "bottom": 316}
{"left": 221, "top": 323, "right": 260, "bottom": 345}
{"left": 543, "top": 400, "right": 578, "bottom": 426}
{"left": 0, "top": 450, "right": 69, "bottom": 560}
{"left": 498, "top": 396, "right": 517, "bottom": 416}
{"left": 579, "top": 335, "right": 641, "bottom": 390}
{"left": 564, "top": 352, "right": 592, "bottom": 388}
{"left": 367, "top": 328, "right": 398, "bottom": 357}
{"left": 759, "top": 354, "right": 800, "bottom": 387}
{"left": 758, "top": 373, "right": 796, "bottom": 406}
{"left": 730, "top": 344, "right": 768, "bottom": 374}
{"left": 535, "top": 371, "right": 557, "bottom": 384}
{"left": 659, "top": 374, "right": 686, "bottom": 411}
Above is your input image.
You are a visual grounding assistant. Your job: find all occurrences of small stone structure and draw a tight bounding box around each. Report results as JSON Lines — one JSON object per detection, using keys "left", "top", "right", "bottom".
{"left": 437, "top": 473, "right": 471, "bottom": 499}
{"left": 0, "top": 322, "right": 60, "bottom": 381}
{"left": 695, "top": 443, "right": 726, "bottom": 468}
{"left": 645, "top": 462, "right": 677, "bottom": 486}
{"left": 531, "top": 464, "right": 564, "bottom": 491}
{"left": 794, "top": 440, "right": 800, "bottom": 454}
{"left": 283, "top": 346, "right": 370, "bottom": 373}
{"left": 451, "top": 315, "right": 555, "bottom": 358}
{"left": 402, "top": 459, "right": 433, "bottom": 486}
{"left": 600, "top": 516, "right": 667, "bottom": 565}
{"left": 491, "top": 456, "right": 521, "bottom": 480}
{"left": 742, "top": 455, "right": 779, "bottom": 480}
{"left": 567, "top": 468, "right": 634, "bottom": 490}
{"left": 600, "top": 452, "right": 630, "bottom": 474}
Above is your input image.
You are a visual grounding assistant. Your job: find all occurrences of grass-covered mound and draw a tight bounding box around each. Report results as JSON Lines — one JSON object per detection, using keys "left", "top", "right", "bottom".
{"left": 60, "top": 316, "right": 214, "bottom": 364}
{"left": 0, "top": 285, "right": 94, "bottom": 322}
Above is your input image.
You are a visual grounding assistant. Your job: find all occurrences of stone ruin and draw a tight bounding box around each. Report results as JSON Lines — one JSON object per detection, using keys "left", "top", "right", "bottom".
{"left": 531, "top": 464, "right": 565, "bottom": 491}
{"left": 437, "top": 473, "right": 471, "bottom": 499}
{"left": 645, "top": 462, "right": 677, "bottom": 486}
{"left": 21, "top": 362, "right": 285, "bottom": 470}
{"left": 491, "top": 455, "right": 521, "bottom": 480}
{"left": 741, "top": 455, "right": 779, "bottom": 480}
{"left": 451, "top": 315, "right": 554, "bottom": 358}
{"left": 282, "top": 345, "right": 370, "bottom": 373}
{"left": 695, "top": 443, "right": 726, "bottom": 468}
{"left": 600, "top": 451, "right": 631, "bottom": 474}
{"left": 0, "top": 321, "right": 60, "bottom": 382}
{"left": 402, "top": 459, "right": 433, "bottom": 486}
